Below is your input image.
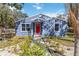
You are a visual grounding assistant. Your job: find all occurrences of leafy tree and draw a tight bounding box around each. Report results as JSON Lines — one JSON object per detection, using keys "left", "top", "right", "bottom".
{"left": 57, "top": 14, "right": 64, "bottom": 19}
{"left": 8, "top": 3, "right": 24, "bottom": 10}
{"left": 0, "top": 3, "right": 28, "bottom": 28}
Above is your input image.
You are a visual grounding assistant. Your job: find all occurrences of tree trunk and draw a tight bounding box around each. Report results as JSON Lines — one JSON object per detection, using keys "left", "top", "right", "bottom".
{"left": 74, "top": 37, "right": 79, "bottom": 56}
{"left": 66, "top": 3, "right": 79, "bottom": 56}
{"left": 74, "top": 21, "right": 79, "bottom": 56}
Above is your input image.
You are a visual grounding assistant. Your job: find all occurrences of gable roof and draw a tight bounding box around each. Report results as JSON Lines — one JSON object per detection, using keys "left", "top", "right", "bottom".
{"left": 52, "top": 17, "right": 68, "bottom": 22}
{"left": 15, "top": 14, "right": 51, "bottom": 23}
{"left": 15, "top": 14, "right": 67, "bottom": 23}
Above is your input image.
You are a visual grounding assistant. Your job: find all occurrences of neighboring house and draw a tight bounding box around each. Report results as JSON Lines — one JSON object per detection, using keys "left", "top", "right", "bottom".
{"left": 15, "top": 14, "right": 68, "bottom": 38}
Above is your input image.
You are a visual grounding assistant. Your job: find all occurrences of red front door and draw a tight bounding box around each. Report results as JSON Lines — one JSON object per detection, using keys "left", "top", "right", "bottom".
{"left": 35, "top": 22, "right": 41, "bottom": 34}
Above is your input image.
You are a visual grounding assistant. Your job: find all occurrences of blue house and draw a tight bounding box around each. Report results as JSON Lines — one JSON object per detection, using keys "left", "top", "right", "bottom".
{"left": 15, "top": 14, "right": 68, "bottom": 38}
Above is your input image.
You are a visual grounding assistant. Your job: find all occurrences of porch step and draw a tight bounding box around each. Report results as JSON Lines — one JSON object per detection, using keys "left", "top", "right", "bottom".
{"left": 33, "top": 35, "right": 41, "bottom": 40}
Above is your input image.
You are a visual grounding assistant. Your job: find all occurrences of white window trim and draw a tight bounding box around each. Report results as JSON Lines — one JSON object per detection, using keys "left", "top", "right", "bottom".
{"left": 21, "top": 23, "right": 31, "bottom": 32}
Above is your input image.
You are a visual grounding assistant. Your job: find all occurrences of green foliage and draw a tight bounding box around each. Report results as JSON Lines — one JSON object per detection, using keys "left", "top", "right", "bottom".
{"left": 8, "top": 3, "right": 24, "bottom": 10}
{"left": 66, "top": 32, "right": 74, "bottom": 38}
{"left": 0, "top": 3, "right": 28, "bottom": 28}
{"left": 19, "top": 39, "right": 46, "bottom": 56}
{"left": 47, "top": 36, "right": 56, "bottom": 39}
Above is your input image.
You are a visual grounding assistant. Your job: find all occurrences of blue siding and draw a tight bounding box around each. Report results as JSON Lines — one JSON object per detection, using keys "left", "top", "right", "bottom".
{"left": 16, "top": 20, "right": 33, "bottom": 36}
{"left": 15, "top": 14, "right": 68, "bottom": 37}
{"left": 42, "top": 19, "right": 68, "bottom": 37}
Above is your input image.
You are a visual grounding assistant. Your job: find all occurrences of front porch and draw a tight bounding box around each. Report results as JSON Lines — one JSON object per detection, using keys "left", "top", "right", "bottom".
{"left": 32, "top": 20, "right": 43, "bottom": 40}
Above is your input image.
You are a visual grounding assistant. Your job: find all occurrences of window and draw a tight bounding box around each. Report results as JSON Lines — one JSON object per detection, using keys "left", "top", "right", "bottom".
{"left": 22, "top": 24, "right": 31, "bottom": 31}
{"left": 55, "top": 24, "right": 59, "bottom": 31}
{"left": 26, "top": 24, "right": 30, "bottom": 31}
{"left": 26, "top": 24, "right": 30, "bottom": 27}
{"left": 22, "top": 24, "right": 25, "bottom": 31}
{"left": 27, "top": 28, "right": 30, "bottom": 31}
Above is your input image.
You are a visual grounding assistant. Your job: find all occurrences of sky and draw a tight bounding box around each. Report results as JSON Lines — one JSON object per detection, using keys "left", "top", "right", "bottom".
{"left": 21, "top": 3, "right": 66, "bottom": 17}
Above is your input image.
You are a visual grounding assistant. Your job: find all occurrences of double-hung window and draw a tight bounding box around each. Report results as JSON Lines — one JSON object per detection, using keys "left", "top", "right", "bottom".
{"left": 26, "top": 24, "right": 30, "bottom": 31}
{"left": 22, "top": 24, "right": 26, "bottom": 31}
{"left": 22, "top": 24, "right": 31, "bottom": 32}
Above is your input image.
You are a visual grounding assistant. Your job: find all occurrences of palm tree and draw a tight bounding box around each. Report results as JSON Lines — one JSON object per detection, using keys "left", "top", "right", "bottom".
{"left": 65, "top": 3, "right": 79, "bottom": 56}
